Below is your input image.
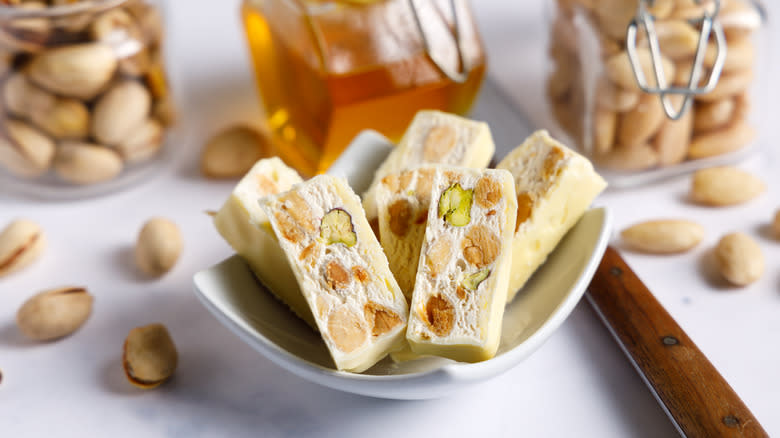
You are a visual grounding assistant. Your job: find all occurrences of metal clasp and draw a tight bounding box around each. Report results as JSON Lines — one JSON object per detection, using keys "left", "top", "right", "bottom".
{"left": 409, "top": 0, "right": 470, "bottom": 83}
{"left": 626, "top": 0, "right": 727, "bottom": 120}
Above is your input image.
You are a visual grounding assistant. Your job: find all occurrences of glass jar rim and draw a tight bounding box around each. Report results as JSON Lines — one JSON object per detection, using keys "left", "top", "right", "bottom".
{"left": 0, "top": 0, "right": 129, "bottom": 19}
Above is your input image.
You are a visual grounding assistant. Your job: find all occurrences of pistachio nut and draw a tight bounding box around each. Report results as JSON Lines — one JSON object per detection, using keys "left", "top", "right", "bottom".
{"left": 320, "top": 208, "right": 357, "bottom": 247}
{"left": 0, "top": 219, "right": 45, "bottom": 277}
{"left": 0, "top": 51, "right": 13, "bottom": 77}
{"left": 135, "top": 217, "right": 182, "bottom": 277}
{"left": 52, "top": 11, "right": 95, "bottom": 33}
{"left": 16, "top": 286, "right": 93, "bottom": 341}
{"left": 92, "top": 79, "right": 151, "bottom": 145}
{"left": 123, "top": 323, "right": 178, "bottom": 389}
{"left": 0, "top": 2, "right": 50, "bottom": 52}
{"left": 0, "top": 119, "right": 56, "bottom": 177}
{"left": 30, "top": 98, "right": 90, "bottom": 140}
{"left": 438, "top": 183, "right": 473, "bottom": 227}
{"left": 462, "top": 269, "right": 490, "bottom": 291}
{"left": 29, "top": 43, "right": 118, "bottom": 100}
{"left": 200, "top": 125, "right": 272, "bottom": 179}
{"left": 3, "top": 73, "right": 56, "bottom": 119}
{"left": 53, "top": 141, "right": 123, "bottom": 185}
{"left": 119, "top": 49, "right": 152, "bottom": 77}
{"left": 116, "top": 118, "right": 163, "bottom": 164}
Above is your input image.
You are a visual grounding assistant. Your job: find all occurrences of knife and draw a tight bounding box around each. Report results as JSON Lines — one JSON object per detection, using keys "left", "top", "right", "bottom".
{"left": 476, "top": 76, "right": 769, "bottom": 437}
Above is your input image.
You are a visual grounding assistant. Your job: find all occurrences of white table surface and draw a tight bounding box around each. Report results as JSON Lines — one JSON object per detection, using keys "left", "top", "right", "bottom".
{"left": 1, "top": 1, "right": 778, "bottom": 437}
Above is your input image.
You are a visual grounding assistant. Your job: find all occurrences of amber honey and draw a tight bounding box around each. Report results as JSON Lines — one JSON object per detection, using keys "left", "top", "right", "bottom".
{"left": 242, "top": 0, "right": 486, "bottom": 176}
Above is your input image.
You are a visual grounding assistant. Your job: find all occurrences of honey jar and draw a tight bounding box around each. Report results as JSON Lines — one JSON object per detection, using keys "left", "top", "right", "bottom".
{"left": 242, "top": 0, "right": 486, "bottom": 176}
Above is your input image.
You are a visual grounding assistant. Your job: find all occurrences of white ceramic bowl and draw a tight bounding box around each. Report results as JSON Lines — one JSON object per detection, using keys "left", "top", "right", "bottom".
{"left": 193, "top": 130, "right": 612, "bottom": 400}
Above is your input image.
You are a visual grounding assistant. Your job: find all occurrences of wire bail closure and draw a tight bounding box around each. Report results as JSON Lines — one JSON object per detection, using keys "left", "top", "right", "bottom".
{"left": 626, "top": 0, "right": 727, "bottom": 120}
{"left": 409, "top": 0, "right": 470, "bottom": 84}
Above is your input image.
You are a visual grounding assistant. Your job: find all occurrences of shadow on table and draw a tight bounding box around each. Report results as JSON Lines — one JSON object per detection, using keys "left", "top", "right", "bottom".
{"left": 568, "top": 302, "right": 680, "bottom": 437}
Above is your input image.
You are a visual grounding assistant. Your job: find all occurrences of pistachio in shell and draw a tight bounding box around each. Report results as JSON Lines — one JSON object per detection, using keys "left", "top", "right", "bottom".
{"left": 16, "top": 286, "right": 93, "bottom": 341}
{"left": 122, "top": 323, "right": 178, "bottom": 389}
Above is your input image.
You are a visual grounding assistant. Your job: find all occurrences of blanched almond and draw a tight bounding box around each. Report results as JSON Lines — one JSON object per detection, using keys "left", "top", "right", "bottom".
{"left": 621, "top": 220, "right": 704, "bottom": 254}
{"left": 694, "top": 99, "right": 736, "bottom": 133}
{"left": 696, "top": 69, "right": 754, "bottom": 103}
{"left": 688, "top": 122, "right": 755, "bottom": 159}
{"left": 690, "top": 167, "right": 764, "bottom": 206}
{"left": 327, "top": 307, "right": 366, "bottom": 353}
{"left": 597, "top": 143, "right": 658, "bottom": 171}
{"left": 714, "top": 232, "right": 763, "bottom": 286}
{"left": 617, "top": 94, "right": 665, "bottom": 147}
{"left": 605, "top": 49, "right": 676, "bottom": 92}
{"left": 654, "top": 97, "right": 693, "bottom": 166}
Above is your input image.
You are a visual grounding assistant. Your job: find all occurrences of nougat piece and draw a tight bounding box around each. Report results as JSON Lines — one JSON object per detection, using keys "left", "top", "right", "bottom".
{"left": 259, "top": 175, "right": 409, "bottom": 372}
{"left": 497, "top": 130, "right": 607, "bottom": 302}
{"left": 406, "top": 167, "right": 517, "bottom": 363}
{"left": 212, "top": 158, "right": 316, "bottom": 327}
{"left": 374, "top": 166, "right": 437, "bottom": 299}
{"left": 362, "top": 110, "right": 495, "bottom": 220}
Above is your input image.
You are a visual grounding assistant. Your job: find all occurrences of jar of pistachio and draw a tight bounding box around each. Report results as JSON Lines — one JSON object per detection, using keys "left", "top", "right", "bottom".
{"left": 0, "top": 0, "right": 174, "bottom": 198}
{"left": 546, "top": 0, "right": 764, "bottom": 187}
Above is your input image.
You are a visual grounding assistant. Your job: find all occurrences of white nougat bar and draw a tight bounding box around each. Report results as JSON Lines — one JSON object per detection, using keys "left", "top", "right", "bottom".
{"left": 362, "top": 110, "right": 495, "bottom": 220}
{"left": 374, "top": 166, "right": 437, "bottom": 299}
{"left": 406, "top": 167, "right": 517, "bottom": 363}
{"left": 259, "top": 175, "right": 409, "bottom": 372}
{"left": 497, "top": 130, "right": 607, "bottom": 302}
{"left": 212, "top": 157, "right": 316, "bottom": 327}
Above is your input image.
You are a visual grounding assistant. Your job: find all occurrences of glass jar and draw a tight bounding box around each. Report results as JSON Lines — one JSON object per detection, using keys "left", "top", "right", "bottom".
{"left": 242, "top": 0, "right": 486, "bottom": 176}
{"left": 546, "top": 0, "right": 764, "bottom": 186}
{"left": 0, "top": 0, "right": 174, "bottom": 198}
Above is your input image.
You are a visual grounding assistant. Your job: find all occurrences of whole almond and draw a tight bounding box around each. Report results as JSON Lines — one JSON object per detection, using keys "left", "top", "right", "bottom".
{"left": 696, "top": 69, "right": 753, "bottom": 103}
{"left": 654, "top": 97, "right": 693, "bottom": 166}
{"left": 704, "top": 35, "right": 754, "bottom": 73}
{"left": 688, "top": 122, "right": 755, "bottom": 159}
{"left": 16, "top": 286, "right": 93, "bottom": 341}
{"left": 690, "top": 166, "right": 764, "bottom": 206}
{"left": 135, "top": 218, "right": 182, "bottom": 277}
{"left": 605, "top": 49, "right": 676, "bottom": 92}
{"left": 714, "top": 232, "right": 763, "bottom": 286}
{"left": 200, "top": 125, "right": 272, "bottom": 179}
{"left": 617, "top": 94, "right": 665, "bottom": 147}
{"left": 694, "top": 98, "right": 735, "bottom": 133}
{"left": 123, "top": 323, "right": 178, "bottom": 388}
{"left": 596, "top": 77, "right": 639, "bottom": 112}
{"left": 621, "top": 220, "right": 704, "bottom": 254}
{"left": 28, "top": 43, "right": 118, "bottom": 100}
{"left": 596, "top": 143, "right": 659, "bottom": 171}
{"left": 593, "top": 108, "right": 617, "bottom": 155}
{"left": 0, "top": 219, "right": 45, "bottom": 277}
{"left": 92, "top": 80, "right": 152, "bottom": 146}
{"left": 54, "top": 142, "right": 123, "bottom": 185}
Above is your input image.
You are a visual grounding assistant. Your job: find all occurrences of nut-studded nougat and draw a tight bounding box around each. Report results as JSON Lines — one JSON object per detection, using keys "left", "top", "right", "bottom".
{"left": 374, "top": 166, "right": 437, "bottom": 299}
{"left": 212, "top": 158, "right": 316, "bottom": 327}
{"left": 406, "top": 167, "right": 517, "bottom": 363}
{"left": 259, "top": 175, "right": 409, "bottom": 372}
{"left": 362, "top": 110, "right": 495, "bottom": 221}
{"left": 497, "top": 130, "right": 607, "bottom": 302}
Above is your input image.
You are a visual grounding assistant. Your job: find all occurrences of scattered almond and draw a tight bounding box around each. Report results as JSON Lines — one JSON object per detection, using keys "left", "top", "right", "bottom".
{"left": 690, "top": 167, "right": 764, "bottom": 206}
{"left": 621, "top": 220, "right": 704, "bottom": 254}
{"left": 714, "top": 232, "right": 763, "bottom": 286}
{"left": 364, "top": 302, "right": 402, "bottom": 337}
{"left": 424, "top": 294, "right": 454, "bottom": 337}
{"left": 462, "top": 224, "right": 500, "bottom": 268}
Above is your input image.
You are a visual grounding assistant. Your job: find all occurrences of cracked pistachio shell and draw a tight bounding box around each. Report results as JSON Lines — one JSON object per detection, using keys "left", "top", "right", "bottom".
{"left": 29, "top": 43, "right": 118, "bottom": 100}
{"left": 3, "top": 73, "right": 56, "bottom": 119}
{"left": 30, "top": 98, "right": 91, "bottom": 140}
{"left": 0, "top": 119, "right": 56, "bottom": 177}
{"left": 123, "top": 323, "right": 178, "bottom": 388}
{"left": 92, "top": 79, "right": 151, "bottom": 145}
{"left": 53, "top": 141, "right": 123, "bottom": 185}
{"left": 116, "top": 118, "right": 163, "bottom": 164}
{"left": 16, "top": 286, "right": 93, "bottom": 341}
{"left": 0, "top": 219, "right": 45, "bottom": 277}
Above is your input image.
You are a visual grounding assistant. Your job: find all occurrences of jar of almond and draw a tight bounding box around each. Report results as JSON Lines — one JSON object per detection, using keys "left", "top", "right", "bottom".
{"left": 0, "top": 0, "right": 174, "bottom": 198}
{"left": 546, "top": 0, "right": 764, "bottom": 186}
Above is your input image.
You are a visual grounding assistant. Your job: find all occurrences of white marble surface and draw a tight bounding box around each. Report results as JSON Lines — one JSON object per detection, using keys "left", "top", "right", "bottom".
{"left": 1, "top": 1, "right": 778, "bottom": 437}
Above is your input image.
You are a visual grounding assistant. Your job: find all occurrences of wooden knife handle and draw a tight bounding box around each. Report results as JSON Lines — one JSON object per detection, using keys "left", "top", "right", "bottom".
{"left": 587, "top": 247, "right": 768, "bottom": 438}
